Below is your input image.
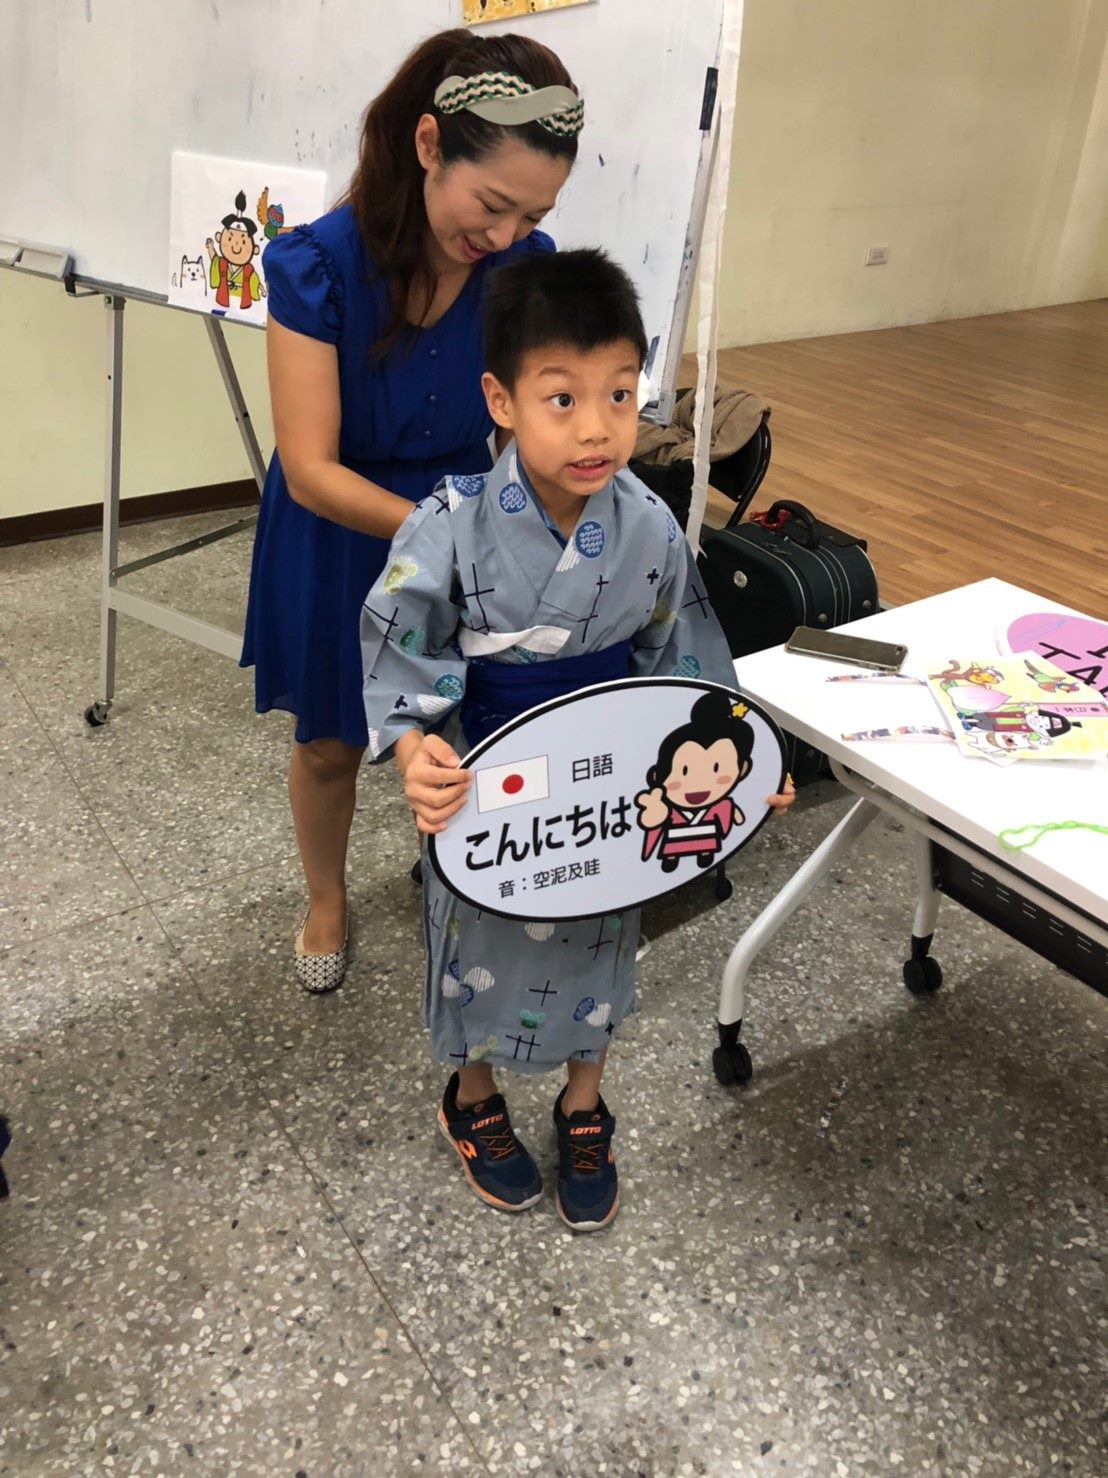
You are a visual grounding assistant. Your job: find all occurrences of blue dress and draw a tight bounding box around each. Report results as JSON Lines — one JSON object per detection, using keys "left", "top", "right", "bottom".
{"left": 240, "top": 204, "right": 554, "bottom": 746}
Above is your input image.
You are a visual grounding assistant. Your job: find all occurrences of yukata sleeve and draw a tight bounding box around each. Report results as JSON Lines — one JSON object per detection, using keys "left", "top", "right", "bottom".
{"left": 360, "top": 496, "right": 469, "bottom": 763}
{"left": 630, "top": 525, "right": 737, "bottom": 689}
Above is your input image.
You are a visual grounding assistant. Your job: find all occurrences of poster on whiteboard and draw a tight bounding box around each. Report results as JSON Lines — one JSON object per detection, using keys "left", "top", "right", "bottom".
{"left": 167, "top": 151, "right": 327, "bottom": 324}
{"left": 463, "top": 0, "right": 596, "bottom": 23}
{"left": 430, "top": 679, "right": 787, "bottom": 920}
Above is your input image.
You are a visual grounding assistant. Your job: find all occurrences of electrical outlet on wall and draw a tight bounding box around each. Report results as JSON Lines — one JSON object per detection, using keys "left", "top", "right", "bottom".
{"left": 865, "top": 244, "right": 889, "bottom": 266}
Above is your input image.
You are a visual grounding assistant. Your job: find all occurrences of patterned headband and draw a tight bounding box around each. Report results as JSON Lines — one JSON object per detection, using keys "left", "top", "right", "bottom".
{"left": 434, "top": 72, "right": 584, "bottom": 138}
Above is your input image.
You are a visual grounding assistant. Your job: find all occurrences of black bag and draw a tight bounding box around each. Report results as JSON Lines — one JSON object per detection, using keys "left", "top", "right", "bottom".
{"left": 698, "top": 499, "right": 879, "bottom": 784}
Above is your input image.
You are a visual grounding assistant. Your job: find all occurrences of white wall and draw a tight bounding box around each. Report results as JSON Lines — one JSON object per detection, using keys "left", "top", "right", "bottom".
{"left": 0, "top": 273, "right": 271, "bottom": 519}
{"left": 718, "top": 0, "right": 1108, "bottom": 344}
{"left": 3, "top": 0, "right": 1107, "bottom": 518}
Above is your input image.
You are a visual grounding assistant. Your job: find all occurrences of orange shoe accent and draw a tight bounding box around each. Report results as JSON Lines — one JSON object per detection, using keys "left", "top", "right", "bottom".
{"left": 436, "top": 1108, "right": 541, "bottom": 1213}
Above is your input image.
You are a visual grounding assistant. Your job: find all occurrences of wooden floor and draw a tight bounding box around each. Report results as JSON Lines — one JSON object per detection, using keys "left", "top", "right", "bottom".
{"left": 695, "top": 299, "right": 1108, "bottom": 616}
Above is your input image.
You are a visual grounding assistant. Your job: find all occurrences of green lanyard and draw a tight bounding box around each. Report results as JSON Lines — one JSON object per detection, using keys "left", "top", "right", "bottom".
{"left": 999, "top": 821, "right": 1108, "bottom": 852}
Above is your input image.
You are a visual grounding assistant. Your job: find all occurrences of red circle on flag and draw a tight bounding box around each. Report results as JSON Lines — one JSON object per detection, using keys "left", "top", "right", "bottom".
{"left": 502, "top": 773, "right": 524, "bottom": 795}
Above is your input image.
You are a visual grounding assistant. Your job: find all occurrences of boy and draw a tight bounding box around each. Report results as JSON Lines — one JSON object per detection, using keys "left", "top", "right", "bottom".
{"left": 361, "top": 249, "right": 793, "bottom": 1230}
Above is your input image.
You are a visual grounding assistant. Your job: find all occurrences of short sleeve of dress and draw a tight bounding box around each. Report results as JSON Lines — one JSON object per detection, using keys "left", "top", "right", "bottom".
{"left": 525, "top": 229, "right": 555, "bottom": 257}
{"left": 263, "top": 226, "right": 343, "bottom": 344}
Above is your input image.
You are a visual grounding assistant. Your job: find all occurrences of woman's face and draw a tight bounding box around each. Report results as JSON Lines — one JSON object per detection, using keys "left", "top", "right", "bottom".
{"left": 661, "top": 739, "right": 746, "bottom": 809}
{"left": 416, "top": 121, "right": 571, "bottom": 269}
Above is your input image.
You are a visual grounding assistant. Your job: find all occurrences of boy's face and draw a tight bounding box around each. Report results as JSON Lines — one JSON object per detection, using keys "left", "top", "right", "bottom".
{"left": 482, "top": 340, "right": 640, "bottom": 505}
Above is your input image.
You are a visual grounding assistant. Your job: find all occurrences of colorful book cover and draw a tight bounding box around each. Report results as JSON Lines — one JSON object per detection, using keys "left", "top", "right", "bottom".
{"left": 927, "top": 655, "right": 1108, "bottom": 765}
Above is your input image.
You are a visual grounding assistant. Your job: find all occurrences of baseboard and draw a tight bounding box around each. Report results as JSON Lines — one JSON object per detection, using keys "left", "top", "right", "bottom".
{"left": 0, "top": 479, "right": 260, "bottom": 549}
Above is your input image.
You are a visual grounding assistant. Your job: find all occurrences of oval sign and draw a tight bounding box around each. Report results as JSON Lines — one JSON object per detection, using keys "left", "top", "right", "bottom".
{"left": 1000, "top": 612, "right": 1108, "bottom": 697}
{"left": 429, "top": 678, "right": 787, "bottom": 921}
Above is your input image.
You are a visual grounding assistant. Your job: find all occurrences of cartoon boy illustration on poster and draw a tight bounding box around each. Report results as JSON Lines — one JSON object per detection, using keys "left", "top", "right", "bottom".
{"left": 636, "top": 691, "right": 754, "bottom": 872}
{"left": 205, "top": 190, "right": 267, "bottom": 311}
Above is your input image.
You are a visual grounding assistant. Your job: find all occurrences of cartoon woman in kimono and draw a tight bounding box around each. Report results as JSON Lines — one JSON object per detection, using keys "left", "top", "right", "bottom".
{"left": 636, "top": 690, "right": 755, "bottom": 872}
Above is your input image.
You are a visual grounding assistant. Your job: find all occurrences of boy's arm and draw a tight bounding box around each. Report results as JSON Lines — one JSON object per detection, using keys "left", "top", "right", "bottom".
{"left": 360, "top": 494, "right": 469, "bottom": 764}
{"left": 630, "top": 528, "right": 735, "bottom": 688}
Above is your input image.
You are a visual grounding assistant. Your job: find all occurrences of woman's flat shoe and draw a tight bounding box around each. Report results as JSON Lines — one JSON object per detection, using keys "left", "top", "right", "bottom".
{"left": 294, "top": 912, "right": 348, "bottom": 994}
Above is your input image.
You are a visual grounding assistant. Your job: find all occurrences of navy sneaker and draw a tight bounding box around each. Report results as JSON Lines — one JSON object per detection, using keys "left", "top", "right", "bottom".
{"left": 437, "top": 1074, "right": 543, "bottom": 1213}
{"left": 553, "top": 1087, "right": 619, "bottom": 1232}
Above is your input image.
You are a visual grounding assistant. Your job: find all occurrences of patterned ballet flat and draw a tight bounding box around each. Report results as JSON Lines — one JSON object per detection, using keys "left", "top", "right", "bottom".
{"left": 294, "top": 912, "right": 348, "bottom": 995}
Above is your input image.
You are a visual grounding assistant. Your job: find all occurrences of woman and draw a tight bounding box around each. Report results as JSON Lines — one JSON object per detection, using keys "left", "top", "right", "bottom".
{"left": 241, "top": 28, "right": 583, "bottom": 992}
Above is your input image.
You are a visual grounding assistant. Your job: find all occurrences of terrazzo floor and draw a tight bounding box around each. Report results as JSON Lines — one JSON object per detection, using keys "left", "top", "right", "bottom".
{"left": 1, "top": 513, "right": 1104, "bottom": 1477}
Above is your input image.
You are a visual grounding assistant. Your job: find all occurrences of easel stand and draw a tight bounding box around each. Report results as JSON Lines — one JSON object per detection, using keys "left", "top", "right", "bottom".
{"left": 85, "top": 294, "right": 267, "bottom": 726}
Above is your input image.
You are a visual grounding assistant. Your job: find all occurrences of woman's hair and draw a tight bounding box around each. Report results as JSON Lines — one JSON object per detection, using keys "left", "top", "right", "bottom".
{"left": 647, "top": 691, "right": 755, "bottom": 789}
{"left": 344, "top": 28, "right": 579, "bottom": 355}
{"left": 484, "top": 248, "right": 648, "bottom": 388}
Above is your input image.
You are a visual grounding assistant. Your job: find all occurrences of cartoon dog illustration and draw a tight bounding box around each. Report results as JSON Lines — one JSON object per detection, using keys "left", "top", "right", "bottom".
{"left": 172, "top": 256, "right": 207, "bottom": 294}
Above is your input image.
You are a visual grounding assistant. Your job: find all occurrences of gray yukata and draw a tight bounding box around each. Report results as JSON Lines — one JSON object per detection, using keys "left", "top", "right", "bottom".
{"left": 360, "top": 446, "right": 736, "bottom": 1075}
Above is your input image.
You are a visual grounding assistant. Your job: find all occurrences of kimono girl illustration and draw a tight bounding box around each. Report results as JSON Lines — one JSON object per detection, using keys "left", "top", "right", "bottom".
{"left": 636, "top": 690, "right": 755, "bottom": 872}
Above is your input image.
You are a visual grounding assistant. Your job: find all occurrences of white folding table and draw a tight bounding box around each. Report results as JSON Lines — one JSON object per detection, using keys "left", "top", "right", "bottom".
{"left": 714, "top": 578, "right": 1108, "bottom": 1085}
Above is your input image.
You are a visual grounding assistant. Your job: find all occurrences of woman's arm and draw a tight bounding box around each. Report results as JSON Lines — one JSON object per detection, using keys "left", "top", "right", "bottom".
{"left": 267, "top": 319, "right": 415, "bottom": 538}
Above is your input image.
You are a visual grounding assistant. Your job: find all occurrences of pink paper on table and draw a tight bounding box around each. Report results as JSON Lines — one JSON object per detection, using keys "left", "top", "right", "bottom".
{"left": 1002, "top": 613, "right": 1108, "bottom": 698}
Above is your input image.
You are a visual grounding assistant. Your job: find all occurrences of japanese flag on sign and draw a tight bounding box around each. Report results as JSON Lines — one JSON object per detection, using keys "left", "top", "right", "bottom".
{"left": 475, "top": 755, "right": 550, "bottom": 814}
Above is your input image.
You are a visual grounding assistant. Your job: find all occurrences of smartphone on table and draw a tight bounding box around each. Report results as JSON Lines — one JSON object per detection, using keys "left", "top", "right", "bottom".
{"left": 785, "top": 625, "right": 907, "bottom": 673}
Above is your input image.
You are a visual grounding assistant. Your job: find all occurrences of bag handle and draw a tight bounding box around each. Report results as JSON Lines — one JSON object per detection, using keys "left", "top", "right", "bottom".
{"left": 751, "top": 499, "right": 820, "bottom": 550}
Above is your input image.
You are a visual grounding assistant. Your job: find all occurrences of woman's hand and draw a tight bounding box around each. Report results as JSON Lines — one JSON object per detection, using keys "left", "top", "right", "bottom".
{"left": 396, "top": 732, "right": 471, "bottom": 834}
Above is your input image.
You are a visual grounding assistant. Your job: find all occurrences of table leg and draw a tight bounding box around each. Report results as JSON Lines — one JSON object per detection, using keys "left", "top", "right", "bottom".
{"left": 903, "top": 831, "right": 943, "bottom": 994}
{"left": 713, "top": 796, "right": 882, "bottom": 1085}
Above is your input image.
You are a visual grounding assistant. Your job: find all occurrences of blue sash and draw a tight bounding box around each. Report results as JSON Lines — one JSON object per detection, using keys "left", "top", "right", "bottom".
{"left": 460, "top": 641, "right": 631, "bottom": 749}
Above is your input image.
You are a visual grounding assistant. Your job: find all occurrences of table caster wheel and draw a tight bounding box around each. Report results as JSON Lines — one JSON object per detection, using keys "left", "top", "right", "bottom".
{"left": 903, "top": 956, "right": 943, "bottom": 994}
{"left": 410, "top": 858, "right": 423, "bottom": 886}
{"left": 712, "top": 1040, "right": 753, "bottom": 1086}
{"left": 84, "top": 701, "right": 110, "bottom": 728}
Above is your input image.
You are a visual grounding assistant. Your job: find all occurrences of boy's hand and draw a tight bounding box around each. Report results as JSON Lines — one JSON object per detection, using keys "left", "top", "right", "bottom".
{"left": 767, "top": 775, "right": 797, "bottom": 817}
{"left": 397, "top": 732, "right": 471, "bottom": 834}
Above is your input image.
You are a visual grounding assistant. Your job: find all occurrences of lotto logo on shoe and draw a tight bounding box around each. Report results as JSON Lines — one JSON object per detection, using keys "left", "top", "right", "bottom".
{"left": 475, "top": 755, "right": 550, "bottom": 814}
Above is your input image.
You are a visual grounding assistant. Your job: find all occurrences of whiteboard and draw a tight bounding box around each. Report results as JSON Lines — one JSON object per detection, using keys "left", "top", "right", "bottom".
{"left": 0, "top": 0, "right": 728, "bottom": 406}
